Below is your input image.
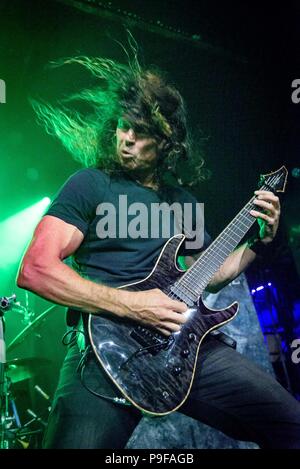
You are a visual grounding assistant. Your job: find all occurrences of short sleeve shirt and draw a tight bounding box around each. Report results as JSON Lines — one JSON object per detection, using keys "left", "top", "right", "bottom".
{"left": 45, "top": 168, "right": 211, "bottom": 288}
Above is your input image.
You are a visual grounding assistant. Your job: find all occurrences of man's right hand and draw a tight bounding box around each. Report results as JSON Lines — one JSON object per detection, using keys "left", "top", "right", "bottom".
{"left": 17, "top": 217, "right": 187, "bottom": 336}
{"left": 119, "top": 288, "right": 188, "bottom": 336}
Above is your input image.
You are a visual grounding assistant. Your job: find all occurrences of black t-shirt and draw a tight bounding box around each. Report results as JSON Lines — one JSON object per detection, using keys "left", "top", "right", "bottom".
{"left": 45, "top": 168, "right": 211, "bottom": 288}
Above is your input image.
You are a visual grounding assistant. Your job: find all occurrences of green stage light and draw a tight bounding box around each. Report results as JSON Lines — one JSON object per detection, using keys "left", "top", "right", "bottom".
{"left": 41, "top": 196, "right": 51, "bottom": 205}
{"left": 0, "top": 197, "right": 51, "bottom": 268}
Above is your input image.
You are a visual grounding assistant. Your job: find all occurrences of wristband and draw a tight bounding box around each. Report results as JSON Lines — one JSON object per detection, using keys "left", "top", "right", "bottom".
{"left": 247, "top": 236, "right": 269, "bottom": 257}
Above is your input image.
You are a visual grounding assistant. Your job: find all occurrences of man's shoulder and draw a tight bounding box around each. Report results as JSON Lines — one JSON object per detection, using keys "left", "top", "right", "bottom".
{"left": 167, "top": 184, "right": 198, "bottom": 204}
{"left": 62, "top": 168, "right": 111, "bottom": 195}
{"left": 68, "top": 167, "right": 109, "bottom": 184}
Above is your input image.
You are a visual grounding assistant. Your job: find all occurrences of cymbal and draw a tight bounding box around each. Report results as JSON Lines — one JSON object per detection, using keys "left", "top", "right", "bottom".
{"left": 7, "top": 305, "right": 62, "bottom": 352}
{"left": 6, "top": 357, "right": 52, "bottom": 383}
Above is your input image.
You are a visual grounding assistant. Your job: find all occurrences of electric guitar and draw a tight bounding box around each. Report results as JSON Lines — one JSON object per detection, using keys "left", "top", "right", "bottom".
{"left": 88, "top": 166, "right": 288, "bottom": 416}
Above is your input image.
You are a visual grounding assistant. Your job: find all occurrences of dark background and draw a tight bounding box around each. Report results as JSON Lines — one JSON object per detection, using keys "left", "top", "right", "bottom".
{"left": 0, "top": 0, "right": 300, "bottom": 439}
{"left": 1, "top": 1, "right": 299, "bottom": 229}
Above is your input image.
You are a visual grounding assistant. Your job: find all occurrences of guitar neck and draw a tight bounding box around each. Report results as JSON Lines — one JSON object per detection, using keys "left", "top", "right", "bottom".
{"left": 173, "top": 185, "right": 269, "bottom": 301}
{"left": 184, "top": 197, "right": 256, "bottom": 296}
{"left": 170, "top": 163, "right": 288, "bottom": 303}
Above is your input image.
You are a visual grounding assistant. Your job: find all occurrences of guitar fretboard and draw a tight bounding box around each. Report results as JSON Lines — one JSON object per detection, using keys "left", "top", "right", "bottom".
{"left": 170, "top": 170, "right": 284, "bottom": 304}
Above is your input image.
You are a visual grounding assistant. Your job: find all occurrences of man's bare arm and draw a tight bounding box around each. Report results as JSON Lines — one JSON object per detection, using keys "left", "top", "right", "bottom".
{"left": 185, "top": 243, "right": 257, "bottom": 293}
{"left": 17, "top": 216, "right": 187, "bottom": 335}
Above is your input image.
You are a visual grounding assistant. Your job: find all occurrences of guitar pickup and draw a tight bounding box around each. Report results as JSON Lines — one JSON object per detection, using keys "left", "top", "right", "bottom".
{"left": 130, "top": 326, "right": 172, "bottom": 355}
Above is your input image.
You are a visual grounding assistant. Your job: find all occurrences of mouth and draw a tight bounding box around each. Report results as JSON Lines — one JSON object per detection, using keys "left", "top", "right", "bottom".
{"left": 120, "top": 149, "right": 134, "bottom": 158}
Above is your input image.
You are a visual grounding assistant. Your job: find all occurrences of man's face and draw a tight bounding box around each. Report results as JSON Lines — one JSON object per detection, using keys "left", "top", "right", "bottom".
{"left": 116, "top": 118, "right": 159, "bottom": 174}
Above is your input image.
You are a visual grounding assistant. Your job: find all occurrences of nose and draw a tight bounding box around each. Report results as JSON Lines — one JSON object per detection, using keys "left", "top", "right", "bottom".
{"left": 124, "top": 128, "right": 136, "bottom": 147}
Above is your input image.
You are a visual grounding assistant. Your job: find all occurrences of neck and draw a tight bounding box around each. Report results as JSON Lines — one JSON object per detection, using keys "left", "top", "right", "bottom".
{"left": 129, "top": 168, "right": 159, "bottom": 190}
{"left": 138, "top": 175, "right": 159, "bottom": 190}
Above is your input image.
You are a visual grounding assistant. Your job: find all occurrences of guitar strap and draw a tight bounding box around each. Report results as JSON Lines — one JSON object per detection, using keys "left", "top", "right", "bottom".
{"left": 76, "top": 313, "right": 89, "bottom": 353}
{"left": 63, "top": 309, "right": 89, "bottom": 353}
{"left": 210, "top": 330, "right": 237, "bottom": 349}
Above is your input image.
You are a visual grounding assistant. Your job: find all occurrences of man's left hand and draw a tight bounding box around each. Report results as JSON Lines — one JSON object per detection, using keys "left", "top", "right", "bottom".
{"left": 250, "top": 190, "right": 281, "bottom": 244}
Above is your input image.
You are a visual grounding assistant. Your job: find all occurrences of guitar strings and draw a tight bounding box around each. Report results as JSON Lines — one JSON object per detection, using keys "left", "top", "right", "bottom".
{"left": 177, "top": 173, "right": 280, "bottom": 293}
{"left": 175, "top": 184, "right": 276, "bottom": 298}
{"left": 172, "top": 173, "right": 281, "bottom": 299}
{"left": 168, "top": 172, "right": 281, "bottom": 303}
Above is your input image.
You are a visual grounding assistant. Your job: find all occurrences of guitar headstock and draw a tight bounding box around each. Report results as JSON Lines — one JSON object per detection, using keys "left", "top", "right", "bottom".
{"left": 258, "top": 166, "right": 288, "bottom": 193}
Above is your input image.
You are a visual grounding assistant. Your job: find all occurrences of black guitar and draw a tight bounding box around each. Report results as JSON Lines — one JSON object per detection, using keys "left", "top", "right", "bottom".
{"left": 88, "top": 166, "right": 288, "bottom": 416}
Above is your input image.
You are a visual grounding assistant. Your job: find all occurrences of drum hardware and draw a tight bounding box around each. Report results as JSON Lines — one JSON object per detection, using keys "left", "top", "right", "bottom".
{"left": 34, "top": 384, "right": 52, "bottom": 412}
{"left": 7, "top": 291, "right": 35, "bottom": 327}
{"left": 1, "top": 293, "right": 52, "bottom": 448}
{"left": 7, "top": 304, "right": 57, "bottom": 352}
{"left": 0, "top": 294, "right": 17, "bottom": 311}
{"left": 25, "top": 408, "right": 47, "bottom": 427}
{"left": 0, "top": 376, "right": 24, "bottom": 449}
{"left": 0, "top": 374, "right": 52, "bottom": 449}
{"left": 1, "top": 293, "right": 20, "bottom": 448}
{"left": 6, "top": 357, "right": 52, "bottom": 384}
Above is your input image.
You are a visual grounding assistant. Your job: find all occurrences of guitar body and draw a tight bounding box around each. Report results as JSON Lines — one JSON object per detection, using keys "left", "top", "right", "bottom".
{"left": 88, "top": 234, "right": 239, "bottom": 416}
{"left": 88, "top": 166, "right": 288, "bottom": 415}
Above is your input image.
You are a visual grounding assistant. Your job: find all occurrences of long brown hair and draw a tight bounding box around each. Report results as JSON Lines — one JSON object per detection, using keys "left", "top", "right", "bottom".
{"left": 30, "top": 39, "right": 208, "bottom": 187}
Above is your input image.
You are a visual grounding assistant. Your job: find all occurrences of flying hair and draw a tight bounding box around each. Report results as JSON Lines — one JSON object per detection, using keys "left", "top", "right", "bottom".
{"left": 30, "top": 32, "right": 208, "bottom": 186}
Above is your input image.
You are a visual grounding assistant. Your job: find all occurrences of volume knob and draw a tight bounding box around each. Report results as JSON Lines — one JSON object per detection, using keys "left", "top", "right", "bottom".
{"left": 188, "top": 332, "right": 197, "bottom": 342}
{"left": 173, "top": 366, "right": 182, "bottom": 376}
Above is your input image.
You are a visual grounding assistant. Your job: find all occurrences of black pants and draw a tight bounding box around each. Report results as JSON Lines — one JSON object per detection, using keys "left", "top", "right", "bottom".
{"left": 43, "top": 337, "right": 300, "bottom": 449}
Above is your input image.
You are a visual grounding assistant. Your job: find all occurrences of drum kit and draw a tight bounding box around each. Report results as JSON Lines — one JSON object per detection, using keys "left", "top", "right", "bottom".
{"left": 0, "top": 293, "right": 60, "bottom": 449}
